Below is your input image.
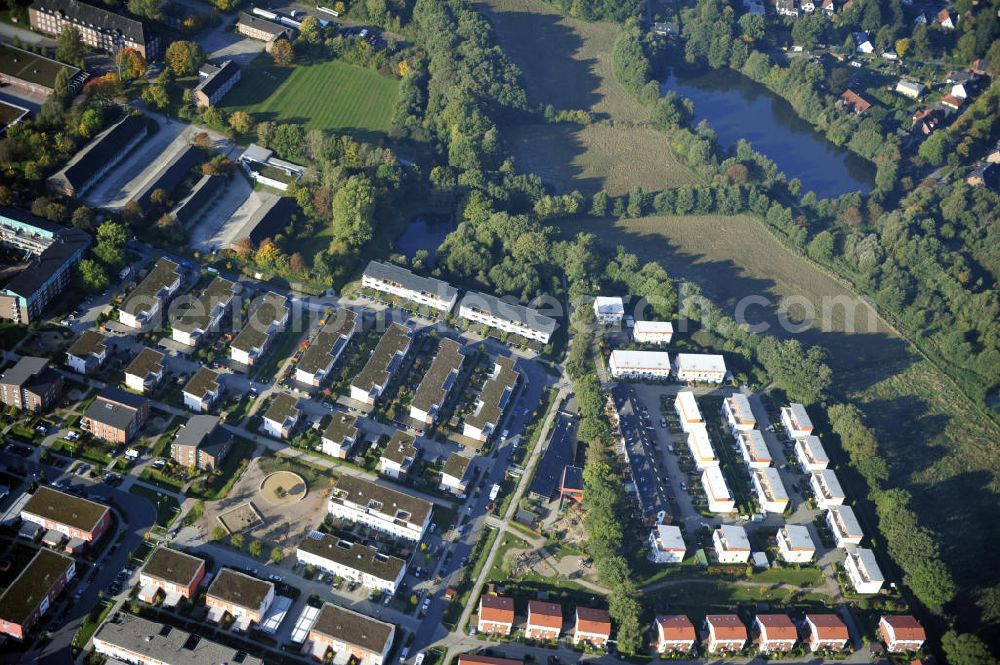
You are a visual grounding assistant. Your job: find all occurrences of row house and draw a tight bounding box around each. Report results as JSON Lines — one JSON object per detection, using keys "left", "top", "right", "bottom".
{"left": 655, "top": 615, "right": 697, "bottom": 653}
{"left": 306, "top": 602, "right": 395, "bottom": 665}
{"left": 632, "top": 319, "right": 673, "bottom": 344}
{"left": 755, "top": 614, "right": 798, "bottom": 652}
{"left": 806, "top": 614, "right": 850, "bottom": 652}
{"left": 410, "top": 338, "right": 466, "bottom": 425}
{"left": 525, "top": 600, "right": 562, "bottom": 640}
{"left": 94, "top": 613, "right": 263, "bottom": 665}
{"left": 294, "top": 308, "right": 359, "bottom": 386}
{"left": 752, "top": 466, "right": 789, "bottom": 513}
{"left": 477, "top": 594, "right": 514, "bottom": 635}
{"left": 674, "top": 390, "right": 704, "bottom": 433}
{"left": 776, "top": 524, "right": 816, "bottom": 563}
{"left": 22, "top": 486, "right": 110, "bottom": 543}
{"left": 349, "top": 323, "right": 411, "bottom": 405}
{"left": 458, "top": 291, "right": 557, "bottom": 344}
{"left": 722, "top": 393, "right": 756, "bottom": 433}
{"left": 705, "top": 614, "right": 747, "bottom": 652}
{"left": 878, "top": 615, "right": 926, "bottom": 653}
{"left": 826, "top": 504, "right": 864, "bottom": 548}
{"left": 118, "top": 258, "right": 182, "bottom": 329}
{"left": 794, "top": 435, "right": 829, "bottom": 472}
{"left": 230, "top": 291, "right": 288, "bottom": 366}
{"left": 327, "top": 475, "right": 432, "bottom": 542}
{"left": 65, "top": 330, "right": 107, "bottom": 375}
{"left": 362, "top": 260, "right": 458, "bottom": 312}
{"left": 124, "top": 347, "right": 164, "bottom": 394}
{"left": 702, "top": 466, "right": 735, "bottom": 513}
{"left": 463, "top": 356, "right": 519, "bottom": 443}
{"left": 608, "top": 349, "right": 671, "bottom": 379}
{"left": 673, "top": 353, "right": 726, "bottom": 383}
{"left": 573, "top": 607, "right": 612, "bottom": 647}
{"left": 138, "top": 547, "right": 206, "bottom": 606}
{"left": 206, "top": 568, "right": 274, "bottom": 631}
{"left": 170, "top": 277, "right": 237, "bottom": 347}
{"left": 0, "top": 549, "right": 74, "bottom": 639}
{"left": 297, "top": 533, "right": 406, "bottom": 594}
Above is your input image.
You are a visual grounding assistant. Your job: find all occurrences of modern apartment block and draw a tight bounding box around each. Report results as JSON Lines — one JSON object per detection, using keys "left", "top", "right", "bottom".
{"left": 295, "top": 309, "right": 358, "bottom": 386}
{"left": 94, "top": 613, "right": 263, "bottom": 665}
{"left": 674, "top": 391, "right": 704, "bottom": 433}
{"left": 845, "top": 548, "right": 884, "bottom": 595}
{"left": 379, "top": 430, "right": 417, "bottom": 479}
{"left": 713, "top": 524, "right": 751, "bottom": 563}
{"left": 687, "top": 428, "right": 719, "bottom": 470}
{"left": 608, "top": 350, "right": 671, "bottom": 379}
{"left": 673, "top": 353, "right": 727, "bottom": 383}
{"left": 65, "top": 330, "right": 107, "bottom": 374}
{"left": 350, "top": 323, "right": 411, "bottom": 405}
{"left": 82, "top": 387, "right": 149, "bottom": 444}
{"left": 781, "top": 403, "right": 814, "bottom": 439}
{"left": 296, "top": 533, "right": 406, "bottom": 593}
{"left": 410, "top": 338, "right": 466, "bottom": 425}
{"left": 119, "top": 258, "right": 183, "bottom": 329}
{"left": 327, "top": 475, "right": 432, "bottom": 542}
{"left": 794, "top": 435, "right": 829, "bottom": 472}
{"left": 702, "top": 466, "right": 735, "bottom": 513}
{"left": 776, "top": 524, "right": 816, "bottom": 563}
{"left": 751, "top": 467, "right": 789, "bottom": 513}
{"left": 439, "top": 452, "right": 473, "bottom": 496}
{"left": 171, "top": 277, "right": 236, "bottom": 347}
{"left": 362, "top": 260, "right": 458, "bottom": 312}
{"left": 262, "top": 393, "right": 300, "bottom": 439}
{"left": 171, "top": 414, "right": 231, "bottom": 471}
{"left": 826, "top": 504, "right": 864, "bottom": 548}
{"left": 632, "top": 320, "right": 673, "bottom": 344}
{"left": 722, "top": 393, "right": 756, "bottom": 432}
{"left": 463, "top": 355, "right": 519, "bottom": 443}
{"left": 458, "top": 291, "right": 557, "bottom": 344}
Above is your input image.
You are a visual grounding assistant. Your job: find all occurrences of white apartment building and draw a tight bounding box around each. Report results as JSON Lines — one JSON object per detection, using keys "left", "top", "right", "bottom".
{"left": 409, "top": 338, "right": 465, "bottom": 425}
{"left": 632, "top": 320, "right": 673, "bottom": 344}
{"left": 781, "top": 403, "right": 814, "bottom": 439}
{"left": 777, "top": 525, "right": 816, "bottom": 563}
{"left": 593, "top": 296, "right": 624, "bottom": 325}
{"left": 826, "top": 505, "right": 864, "bottom": 548}
{"left": 687, "top": 428, "right": 719, "bottom": 470}
{"left": 845, "top": 547, "right": 884, "bottom": 594}
{"left": 674, "top": 391, "right": 704, "bottom": 433}
{"left": 457, "top": 291, "right": 557, "bottom": 344}
{"left": 362, "top": 260, "right": 458, "bottom": 312}
{"left": 230, "top": 292, "right": 288, "bottom": 367}
{"left": 673, "top": 353, "right": 726, "bottom": 383}
{"left": 261, "top": 393, "right": 299, "bottom": 440}
{"left": 463, "top": 356, "right": 519, "bottom": 443}
{"left": 713, "top": 524, "right": 750, "bottom": 563}
{"left": 321, "top": 412, "right": 358, "bottom": 459}
{"left": 123, "top": 348, "right": 164, "bottom": 394}
{"left": 379, "top": 431, "right": 417, "bottom": 479}
{"left": 439, "top": 453, "right": 472, "bottom": 496}
{"left": 181, "top": 368, "right": 221, "bottom": 413}
{"left": 65, "top": 331, "right": 107, "bottom": 375}
{"left": 737, "top": 429, "right": 771, "bottom": 469}
{"left": 294, "top": 309, "right": 358, "bottom": 386}
{"left": 118, "top": 259, "right": 182, "bottom": 329}
{"left": 795, "top": 435, "right": 829, "bottom": 472}
{"left": 810, "top": 469, "right": 846, "bottom": 509}
{"left": 170, "top": 277, "right": 236, "bottom": 347}
{"left": 608, "top": 350, "right": 671, "bottom": 379}
{"left": 296, "top": 533, "right": 406, "bottom": 593}
{"left": 722, "top": 393, "right": 756, "bottom": 433}
{"left": 648, "top": 524, "right": 686, "bottom": 564}
{"left": 702, "top": 467, "right": 735, "bottom": 513}
{"left": 349, "top": 323, "right": 411, "bottom": 405}
{"left": 752, "top": 467, "right": 789, "bottom": 513}
{"left": 327, "top": 475, "right": 432, "bottom": 542}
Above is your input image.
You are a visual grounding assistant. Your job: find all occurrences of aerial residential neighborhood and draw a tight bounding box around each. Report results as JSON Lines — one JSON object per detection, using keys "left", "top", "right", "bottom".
{"left": 0, "top": 0, "right": 995, "bottom": 662}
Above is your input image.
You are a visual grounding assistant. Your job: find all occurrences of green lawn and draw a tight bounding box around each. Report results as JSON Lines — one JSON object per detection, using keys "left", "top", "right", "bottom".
{"left": 223, "top": 56, "right": 400, "bottom": 135}
{"left": 129, "top": 485, "right": 181, "bottom": 527}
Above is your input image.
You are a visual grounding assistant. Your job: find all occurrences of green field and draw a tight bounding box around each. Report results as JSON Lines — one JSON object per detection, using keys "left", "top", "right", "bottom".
{"left": 222, "top": 56, "right": 400, "bottom": 135}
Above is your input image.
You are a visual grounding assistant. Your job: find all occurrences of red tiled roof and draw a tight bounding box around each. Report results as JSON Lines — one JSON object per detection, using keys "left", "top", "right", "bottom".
{"left": 707, "top": 614, "right": 747, "bottom": 640}
{"left": 807, "top": 614, "right": 849, "bottom": 640}
{"left": 937, "top": 8, "right": 951, "bottom": 21}
{"left": 575, "top": 607, "right": 611, "bottom": 635}
{"left": 657, "top": 615, "right": 696, "bottom": 641}
{"left": 840, "top": 89, "right": 871, "bottom": 114}
{"left": 458, "top": 656, "right": 522, "bottom": 665}
{"left": 942, "top": 95, "right": 964, "bottom": 108}
{"left": 756, "top": 614, "right": 797, "bottom": 640}
{"left": 478, "top": 595, "right": 514, "bottom": 623}
{"left": 527, "top": 600, "right": 562, "bottom": 629}
{"left": 882, "top": 615, "right": 926, "bottom": 641}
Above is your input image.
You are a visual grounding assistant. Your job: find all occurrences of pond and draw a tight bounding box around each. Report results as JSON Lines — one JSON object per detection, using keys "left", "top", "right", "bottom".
{"left": 394, "top": 215, "right": 456, "bottom": 266}
{"left": 662, "top": 67, "right": 876, "bottom": 199}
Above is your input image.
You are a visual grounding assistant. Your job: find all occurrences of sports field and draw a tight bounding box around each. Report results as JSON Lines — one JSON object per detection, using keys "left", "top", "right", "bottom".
{"left": 222, "top": 56, "right": 400, "bottom": 134}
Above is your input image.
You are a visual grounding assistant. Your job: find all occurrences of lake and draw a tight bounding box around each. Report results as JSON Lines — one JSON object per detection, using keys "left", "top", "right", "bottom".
{"left": 662, "top": 67, "right": 876, "bottom": 199}
{"left": 394, "top": 215, "right": 456, "bottom": 266}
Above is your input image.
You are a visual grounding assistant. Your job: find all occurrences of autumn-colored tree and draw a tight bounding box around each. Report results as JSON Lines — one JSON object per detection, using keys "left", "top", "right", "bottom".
{"left": 271, "top": 39, "right": 294, "bottom": 66}
{"left": 289, "top": 252, "right": 306, "bottom": 274}
{"left": 192, "top": 131, "right": 211, "bottom": 149}
{"left": 116, "top": 47, "right": 148, "bottom": 81}
{"left": 254, "top": 238, "right": 282, "bottom": 267}
{"left": 228, "top": 110, "right": 254, "bottom": 135}
{"left": 397, "top": 59, "right": 412, "bottom": 77}
{"left": 84, "top": 73, "right": 125, "bottom": 106}
{"left": 141, "top": 83, "right": 169, "bottom": 109}
{"left": 233, "top": 237, "right": 254, "bottom": 259}
{"left": 165, "top": 40, "right": 205, "bottom": 75}
{"left": 122, "top": 200, "right": 145, "bottom": 226}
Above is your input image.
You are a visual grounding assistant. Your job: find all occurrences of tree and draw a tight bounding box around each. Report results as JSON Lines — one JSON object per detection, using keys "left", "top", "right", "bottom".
{"left": 918, "top": 130, "right": 954, "bottom": 166}
{"left": 83, "top": 74, "right": 125, "bottom": 106}
{"left": 93, "top": 220, "right": 128, "bottom": 267}
{"left": 330, "top": 175, "right": 376, "bottom": 249}
{"left": 128, "top": 0, "right": 163, "bottom": 20}
{"left": 299, "top": 15, "right": 321, "bottom": 44}
{"left": 230, "top": 533, "right": 245, "bottom": 549}
{"left": 942, "top": 631, "right": 999, "bottom": 665}
{"left": 72, "top": 206, "right": 95, "bottom": 231}
{"left": 738, "top": 13, "right": 764, "bottom": 42}
{"left": 271, "top": 38, "right": 294, "bottom": 66}
{"left": 78, "top": 258, "right": 109, "bottom": 292}
{"left": 270, "top": 547, "right": 285, "bottom": 564}
{"left": 56, "top": 26, "right": 84, "bottom": 66}
{"left": 211, "top": 525, "right": 226, "bottom": 540}
{"left": 228, "top": 110, "right": 254, "bottom": 135}
{"left": 233, "top": 236, "right": 254, "bottom": 259}
{"left": 142, "top": 83, "right": 170, "bottom": 109}
{"left": 289, "top": 252, "right": 306, "bottom": 274}
{"left": 249, "top": 539, "right": 264, "bottom": 557}
{"left": 115, "top": 48, "right": 147, "bottom": 81}
{"left": 165, "top": 40, "right": 205, "bottom": 75}
{"left": 895, "top": 37, "right": 910, "bottom": 59}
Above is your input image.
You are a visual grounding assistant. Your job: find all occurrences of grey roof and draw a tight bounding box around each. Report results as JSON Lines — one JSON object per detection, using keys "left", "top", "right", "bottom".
{"left": 85, "top": 388, "right": 147, "bottom": 429}
{"left": 182, "top": 368, "right": 221, "bottom": 400}
{"left": 781, "top": 524, "right": 814, "bottom": 550}
{"left": 441, "top": 452, "right": 471, "bottom": 480}
{"left": 813, "top": 469, "right": 844, "bottom": 498}
{"left": 411, "top": 338, "right": 465, "bottom": 414}
{"left": 363, "top": 260, "right": 458, "bottom": 305}
{"left": 264, "top": 392, "right": 299, "bottom": 424}
{"left": 22, "top": 486, "right": 108, "bottom": 534}
{"left": 829, "top": 504, "right": 862, "bottom": 536}
{"left": 0, "top": 548, "right": 73, "bottom": 626}
{"left": 240, "top": 143, "right": 272, "bottom": 164}
{"left": 49, "top": 114, "right": 149, "bottom": 194}
{"left": 310, "top": 602, "right": 394, "bottom": 654}
{"left": 717, "top": 524, "right": 750, "bottom": 550}
{"left": 352, "top": 323, "right": 411, "bottom": 395}
{"left": 94, "top": 613, "right": 263, "bottom": 665}
{"left": 382, "top": 430, "right": 417, "bottom": 465}
{"left": 172, "top": 277, "right": 236, "bottom": 333}
{"left": 459, "top": 291, "right": 557, "bottom": 336}
{"left": 323, "top": 412, "right": 358, "bottom": 445}
{"left": 206, "top": 568, "right": 273, "bottom": 610}
{"left": 236, "top": 12, "right": 290, "bottom": 37}
{"left": 853, "top": 548, "right": 884, "bottom": 581}
{"left": 232, "top": 291, "right": 287, "bottom": 352}
{"left": 788, "top": 403, "right": 812, "bottom": 430}
{"left": 1, "top": 226, "right": 90, "bottom": 298}
{"left": 174, "top": 414, "right": 221, "bottom": 448}
{"left": 141, "top": 547, "right": 205, "bottom": 586}
{"left": 298, "top": 309, "right": 358, "bottom": 375}
{"left": 193, "top": 60, "right": 239, "bottom": 99}
{"left": 529, "top": 412, "right": 574, "bottom": 498}
{"left": 67, "top": 330, "right": 107, "bottom": 358}
{"left": 331, "top": 475, "right": 432, "bottom": 529}
{"left": 465, "top": 355, "right": 519, "bottom": 432}
{"left": 0, "top": 356, "right": 49, "bottom": 387}
{"left": 125, "top": 347, "right": 164, "bottom": 379}
{"left": 121, "top": 258, "right": 181, "bottom": 317}
{"left": 298, "top": 533, "right": 405, "bottom": 583}
{"left": 31, "top": 0, "right": 151, "bottom": 43}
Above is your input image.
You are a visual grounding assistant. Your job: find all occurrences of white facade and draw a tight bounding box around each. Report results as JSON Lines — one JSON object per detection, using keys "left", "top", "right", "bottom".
{"left": 687, "top": 428, "right": 718, "bottom": 470}
{"left": 296, "top": 539, "right": 405, "bottom": 594}
{"left": 845, "top": 548, "right": 884, "bottom": 594}
{"left": 777, "top": 525, "right": 816, "bottom": 563}
{"left": 752, "top": 467, "right": 789, "bottom": 513}
{"left": 673, "top": 353, "right": 726, "bottom": 383}
{"left": 327, "top": 480, "right": 432, "bottom": 542}
{"left": 826, "top": 505, "right": 863, "bottom": 548}
{"left": 593, "top": 296, "right": 624, "bottom": 324}
{"left": 737, "top": 429, "right": 771, "bottom": 469}
{"left": 124, "top": 367, "right": 162, "bottom": 394}
{"left": 674, "top": 391, "right": 704, "bottom": 432}
{"left": 810, "top": 469, "right": 846, "bottom": 509}
{"left": 633, "top": 320, "right": 673, "bottom": 344}
{"left": 795, "top": 435, "right": 829, "bottom": 472}
{"left": 702, "top": 467, "right": 735, "bottom": 513}
{"left": 361, "top": 261, "right": 457, "bottom": 312}
{"left": 608, "top": 350, "right": 671, "bottom": 379}
{"left": 713, "top": 525, "right": 750, "bottom": 563}
{"left": 457, "top": 293, "right": 556, "bottom": 344}
{"left": 780, "top": 403, "right": 814, "bottom": 439}
{"left": 648, "top": 525, "right": 686, "bottom": 564}
{"left": 722, "top": 393, "right": 756, "bottom": 432}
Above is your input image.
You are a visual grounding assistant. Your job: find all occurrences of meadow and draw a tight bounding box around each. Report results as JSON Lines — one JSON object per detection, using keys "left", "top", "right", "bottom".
{"left": 222, "top": 56, "right": 400, "bottom": 135}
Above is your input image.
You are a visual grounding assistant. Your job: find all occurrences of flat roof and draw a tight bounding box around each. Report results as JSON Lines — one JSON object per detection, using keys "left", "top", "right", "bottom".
{"left": 67, "top": 330, "right": 107, "bottom": 358}
{"left": 232, "top": 292, "right": 287, "bottom": 352}
{"left": 593, "top": 296, "right": 624, "bottom": 314}
{"left": 675, "top": 391, "right": 702, "bottom": 422}
{"left": 634, "top": 320, "right": 673, "bottom": 333}
{"left": 829, "top": 504, "right": 862, "bottom": 536}
{"left": 142, "top": 547, "right": 205, "bottom": 586}
{"left": 323, "top": 412, "right": 358, "bottom": 445}
{"left": 798, "top": 435, "right": 828, "bottom": 465}
{"left": 1, "top": 227, "right": 90, "bottom": 298}
{"left": 687, "top": 429, "right": 715, "bottom": 461}
{"left": 813, "top": 469, "right": 845, "bottom": 498}
{"left": 363, "top": 260, "right": 458, "bottom": 304}
{"left": 206, "top": 568, "right": 273, "bottom": 610}
{"left": 675, "top": 353, "right": 726, "bottom": 373}
{"left": 121, "top": 258, "right": 181, "bottom": 317}
{"left": 331, "top": 475, "right": 432, "bottom": 528}
{"left": 183, "top": 367, "right": 221, "bottom": 400}
{"left": 853, "top": 547, "right": 884, "bottom": 581}
{"left": 653, "top": 524, "right": 685, "bottom": 551}
{"left": 264, "top": 393, "right": 299, "bottom": 424}
{"left": 702, "top": 466, "right": 731, "bottom": 501}
{"left": 310, "top": 602, "right": 394, "bottom": 654}
{"left": 717, "top": 524, "right": 750, "bottom": 550}
{"left": 739, "top": 429, "right": 770, "bottom": 461}
{"left": 23, "top": 486, "right": 108, "bottom": 534}
{"left": 610, "top": 349, "right": 670, "bottom": 370}
{"left": 465, "top": 355, "right": 519, "bottom": 432}
{"left": 529, "top": 412, "right": 574, "bottom": 498}
{"left": 459, "top": 291, "right": 557, "bottom": 336}
{"left": 382, "top": 430, "right": 417, "bottom": 464}
{"left": 0, "top": 548, "right": 73, "bottom": 626}
{"left": 0, "top": 42, "right": 84, "bottom": 89}
{"left": 172, "top": 277, "right": 236, "bottom": 333}
{"left": 125, "top": 347, "right": 164, "bottom": 378}
{"left": 725, "top": 393, "right": 755, "bottom": 424}
{"left": 411, "top": 338, "right": 465, "bottom": 414}
{"left": 781, "top": 524, "right": 814, "bottom": 550}
{"left": 754, "top": 467, "right": 788, "bottom": 501}
{"left": 298, "top": 533, "right": 404, "bottom": 582}
{"left": 441, "top": 452, "right": 471, "bottom": 480}
{"left": 787, "top": 403, "right": 813, "bottom": 430}
{"left": 94, "top": 613, "right": 263, "bottom": 665}
{"left": 352, "top": 323, "right": 411, "bottom": 394}
{"left": 298, "top": 309, "right": 358, "bottom": 375}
